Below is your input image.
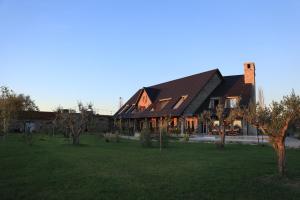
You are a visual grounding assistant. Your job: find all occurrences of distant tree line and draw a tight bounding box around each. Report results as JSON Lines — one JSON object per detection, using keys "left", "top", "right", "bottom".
{"left": 0, "top": 86, "right": 39, "bottom": 136}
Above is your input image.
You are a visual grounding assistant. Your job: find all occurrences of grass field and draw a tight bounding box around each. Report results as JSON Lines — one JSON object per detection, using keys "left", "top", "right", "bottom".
{"left": 0, "top": 134, "right": 300, "bottom": 200}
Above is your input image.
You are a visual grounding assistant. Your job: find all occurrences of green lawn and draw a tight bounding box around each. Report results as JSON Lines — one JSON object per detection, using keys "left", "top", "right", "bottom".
{"left": 0, "top": 134, "right": 300, "bottom": 200}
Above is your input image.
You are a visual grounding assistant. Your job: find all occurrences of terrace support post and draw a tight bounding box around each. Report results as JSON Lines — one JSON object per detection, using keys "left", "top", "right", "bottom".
{"left": 127, "top": 119, "right": 130, "bottom": 135}
{"left": 180, "top": 117, "right": 185, "bottom": 136}
{"left": 207, "top": 121, "right": 209, "bottom": 135}
{"left": 119, "top": 118, "right": 123, "bottom": 134}
{"left": 160, "top": 117, "right": 162, "bottom": 152}
{"left": 144, "top": 118, "right": 147, "bottom": 129}
{"left": 133, "top": 119, "right": 136, "bottom": 135}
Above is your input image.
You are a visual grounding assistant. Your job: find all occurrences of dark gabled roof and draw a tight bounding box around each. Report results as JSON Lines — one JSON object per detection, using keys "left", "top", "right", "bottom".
{"left": 210, "top": 75, "right": 252, "bottom": 106}
{"left": 115, "top": 69, "right": 222, "bottom": 118}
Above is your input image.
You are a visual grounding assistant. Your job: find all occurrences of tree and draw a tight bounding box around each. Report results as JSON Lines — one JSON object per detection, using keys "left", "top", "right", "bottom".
{"left": 200, "top": 103, "right": 241, "bottom": 149}
{"left": 17, "top": 94, "right": 39, "bottom": 111}
{"left": 0, "top": 86, "right": 39, "bottom": 136}
{"left": 55, "top": 102, "right": 94, "bottom": 145}
{"left": 140, "top": 118, "right": 152, "bottom": 148}
{"left": 245, "top": 91, "right": 300, "bottom": 176}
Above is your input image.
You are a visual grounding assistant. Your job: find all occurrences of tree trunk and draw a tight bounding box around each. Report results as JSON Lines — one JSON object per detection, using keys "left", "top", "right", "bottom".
{"left": 220, "top": 132, "right": 225, "bottom": 148}
{"left": 276, "top": 139, "right": 286, "bottom": 177}
{"left": 217, "top": 124, "right": 226, "bottom": 149}
{"left": 72, "top": 134, "right": 80, "bottom": 145}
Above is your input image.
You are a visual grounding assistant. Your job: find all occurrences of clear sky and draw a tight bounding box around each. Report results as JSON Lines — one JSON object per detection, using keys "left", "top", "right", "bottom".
{"left": 1, "top": 0, "right": 299, "bottom": 115}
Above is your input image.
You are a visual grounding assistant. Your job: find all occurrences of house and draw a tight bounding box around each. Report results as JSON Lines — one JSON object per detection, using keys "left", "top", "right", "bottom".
{"left": 114, "top": 62, "right": 256, "bottom": 135}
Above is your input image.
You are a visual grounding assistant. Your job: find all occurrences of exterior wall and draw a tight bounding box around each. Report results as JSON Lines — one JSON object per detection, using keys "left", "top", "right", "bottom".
{"left": 9, "top": 119, "right": 54, "bottom": 134}
{"left": 185, "top": 117, "right": 198, "bottom": 133}
{"left": 197, "top": 118, "right": 257, "bottom": 136}
{"left": 90, "top": 115, "right": 113, "bottom": 133}
{"left": 242, "top": 120, "right": 257, "bottom": 136}
{"left": 121, "top": 116, "right": 254, "bottom": 136}
{"left": 9, "top": 114, "right": 112, "bottom": 134}
{"left": 183, "top": 74, "right": 222, "bottom": 115}
{"left": 137, "top": 90, "right": 152, "bottom": 110}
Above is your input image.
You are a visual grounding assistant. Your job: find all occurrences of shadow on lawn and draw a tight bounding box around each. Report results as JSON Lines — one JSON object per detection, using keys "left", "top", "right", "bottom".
{"left": 259, "top": 175, "right": 300, "bottom": 190}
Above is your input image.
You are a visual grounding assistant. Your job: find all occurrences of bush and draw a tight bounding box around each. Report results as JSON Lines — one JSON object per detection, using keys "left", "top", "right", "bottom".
{"left": 104, "top": 133, "right": 120, "bottom": 143}
{"left": 183, "top": 133, "right": 190, "bottom": 142}
{"left": 140, "top": 127, "right": 152, "bottom": 148}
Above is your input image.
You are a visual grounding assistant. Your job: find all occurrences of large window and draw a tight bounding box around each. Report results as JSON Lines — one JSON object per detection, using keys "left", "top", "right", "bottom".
{"left": 209, "top": 98, "right": 220, "bottom": 109}
{"left": 225, "top": 98, "right": 237, "bottom": 108}
{"left": 173, "top": 95, "right": 188, "bottom": 109}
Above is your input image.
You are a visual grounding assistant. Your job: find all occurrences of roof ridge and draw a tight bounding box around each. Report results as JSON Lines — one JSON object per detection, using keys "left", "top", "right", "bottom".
{"left": 148, "top": 68, "right": 220, "bottom": 88}
{"left": 223, "top": 74, "right": 243, "bottom": 78}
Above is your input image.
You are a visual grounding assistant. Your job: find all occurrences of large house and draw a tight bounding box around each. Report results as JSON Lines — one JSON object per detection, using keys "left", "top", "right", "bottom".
{"left": 114, "top": 62, "right": 256, "bottom": 135}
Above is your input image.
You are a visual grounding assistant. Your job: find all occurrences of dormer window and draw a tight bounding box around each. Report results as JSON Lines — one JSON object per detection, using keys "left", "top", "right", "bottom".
{"left": 173, "top": 95, "right": 188, "bottom": 109}
{"left": 118, "top": 104, "right": 129, "bottom": 114}
{"left": 154, "top": 98, "right": 171, "bottom": 111}
{"left": 126, "top": 104, "right": 136, "bottom": 114}
{"left": 209, "top": 98, "right": 220, "bottom": 109}
{"left": 225, "top": 97, "right": 238, "bottom": 108}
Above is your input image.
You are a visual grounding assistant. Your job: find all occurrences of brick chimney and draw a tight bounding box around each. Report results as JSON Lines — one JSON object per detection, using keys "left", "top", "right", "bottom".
{"left": 244, "top": 62, "right": 256, "bottom": 103}
{"left": 244, "top": 62, "right": 255, "bottom": 85}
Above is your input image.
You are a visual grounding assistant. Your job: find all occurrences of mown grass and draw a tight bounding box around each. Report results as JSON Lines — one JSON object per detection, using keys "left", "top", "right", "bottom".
{"left": 0, "top": 134, "right": 300, "bottom": 200}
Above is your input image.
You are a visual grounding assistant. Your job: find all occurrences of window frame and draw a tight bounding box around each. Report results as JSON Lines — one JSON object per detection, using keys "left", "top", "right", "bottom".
{"left": 225, "top": 97, "right": 238, "bottom": 108}
{"left": 173, "top": 95, "right": 188, "bottom": 110}
{"left": 209, "top": 97, "right": 221, "bottom": 109}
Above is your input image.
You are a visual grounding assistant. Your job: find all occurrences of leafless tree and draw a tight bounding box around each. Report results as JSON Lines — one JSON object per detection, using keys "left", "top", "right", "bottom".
{"left": 54, "top": 102, "right": 94, "bottom": 145}
{"left": 258, "top": 87, "right": 265, "bottom": 109}
{"left": 201, "top": 103, "right": 241, "bottom": 149}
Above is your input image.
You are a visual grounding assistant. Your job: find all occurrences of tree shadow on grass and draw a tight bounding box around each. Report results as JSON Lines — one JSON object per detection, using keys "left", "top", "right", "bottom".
{"left": 259, "top": 174, "right": 300, "bottom": 191}
{"left": 61, "top": 143, "right": 90, "bottom": 148}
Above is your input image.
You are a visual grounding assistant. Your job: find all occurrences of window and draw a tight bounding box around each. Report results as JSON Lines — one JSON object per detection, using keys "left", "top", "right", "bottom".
{"left": 126, "top": 104, "right": 136, "bottom": 114}
{"left": 157, "top": 100, "right": 169, "bottom": 111}
{"left": 225, "top": 98, "right": 237, "bottom": 108}
{"left": 154, "top": 98, "right": 171, "bottom": 111}
{"left": 173, "top": 95, "right": 188, "bottom": 109}
{"left": 209, "top": 98, "right": 220, "bottom": 109}
{"left": 118, "top": 104, "right": 129, "bottom": 114}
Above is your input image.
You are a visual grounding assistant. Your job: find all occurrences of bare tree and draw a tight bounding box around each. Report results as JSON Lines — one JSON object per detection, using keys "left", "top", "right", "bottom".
{"left": 199, "top": 110, "right": 214, "bottom": 135}
{"left": 55, "top": 102, "right": 94, "bottom": 145}
{"left": 245, "top": 91, "right": 300, "bottom": 176}
{"left": 215, "top": 104, "right": 226, "bottom": 148}
{"left": 200, "top": 103, "right": 241, "bottom": 149}
{"left": 258, "top": 87, "right": 265, "bottom": 109}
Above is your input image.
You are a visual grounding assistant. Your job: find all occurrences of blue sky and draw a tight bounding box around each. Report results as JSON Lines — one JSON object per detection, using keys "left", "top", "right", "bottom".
{"left": 1, "top": 0, "right": 299, "bottom": 114}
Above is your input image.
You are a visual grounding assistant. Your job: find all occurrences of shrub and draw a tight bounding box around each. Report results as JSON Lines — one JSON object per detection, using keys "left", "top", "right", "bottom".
{"left": 104, "top": 133, "right": 120, "bottom": 143}
{"left": 183, "top": 133, "right": 190, "bottom": 142}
